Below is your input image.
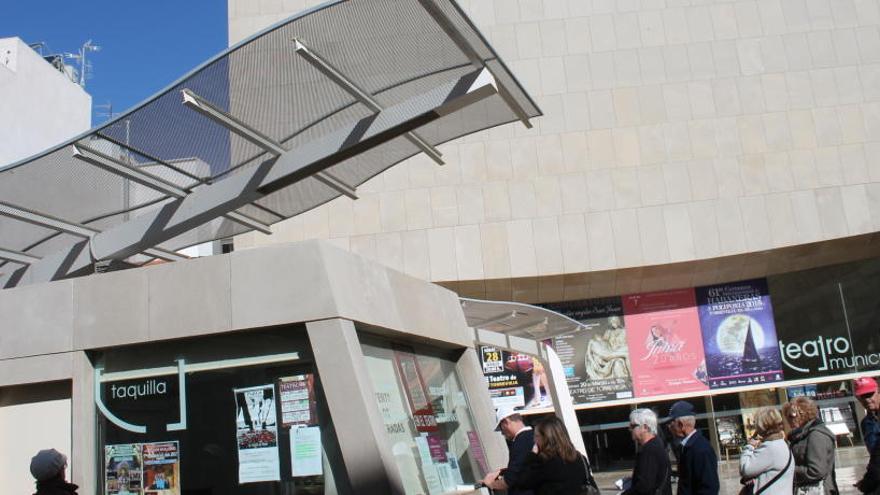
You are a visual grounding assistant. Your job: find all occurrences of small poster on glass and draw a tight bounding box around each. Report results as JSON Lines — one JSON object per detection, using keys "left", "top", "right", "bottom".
{"left": 234, "top": 384, "right": 281, "bottom": 484}
{"left": 105, "top": 443, "right": 144, "bottom": 495}
{"left": 143, "top": 441, "right": 180, "bottom": 495}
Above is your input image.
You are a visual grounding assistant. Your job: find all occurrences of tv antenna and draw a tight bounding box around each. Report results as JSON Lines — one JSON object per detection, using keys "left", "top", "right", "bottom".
{"left": 64, "top": 39, "right": 100, "bottom": 88}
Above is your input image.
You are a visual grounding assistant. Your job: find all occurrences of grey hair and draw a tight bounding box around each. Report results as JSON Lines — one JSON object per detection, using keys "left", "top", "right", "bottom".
{"left": 630, "top": 408, "right": 658, "bottom": 435}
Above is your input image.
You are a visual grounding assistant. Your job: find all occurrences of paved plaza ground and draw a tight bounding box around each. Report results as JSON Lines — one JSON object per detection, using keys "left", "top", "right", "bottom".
{"left": 592, "top": 445, "right": 871, "bottom": 494}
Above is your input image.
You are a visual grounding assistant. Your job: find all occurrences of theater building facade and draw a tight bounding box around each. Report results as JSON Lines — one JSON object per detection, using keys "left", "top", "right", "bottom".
{"left": 230, "top": 0, "right": 880, "bottom": 468}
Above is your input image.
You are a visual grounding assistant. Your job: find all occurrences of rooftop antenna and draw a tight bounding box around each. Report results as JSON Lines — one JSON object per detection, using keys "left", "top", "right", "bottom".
{"left": 64, "top": 39, "right": 100, "bottom": 88}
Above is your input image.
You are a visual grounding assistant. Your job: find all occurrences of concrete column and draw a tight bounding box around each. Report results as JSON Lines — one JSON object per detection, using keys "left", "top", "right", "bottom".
{"left": 70, "top": 351, "right": 96, "bottom": 494}
{"left": 454, "top": 347, "right": 509, "bottom": 473}
{"left": 306, "top": 318, "right": 404, "bottom": 495}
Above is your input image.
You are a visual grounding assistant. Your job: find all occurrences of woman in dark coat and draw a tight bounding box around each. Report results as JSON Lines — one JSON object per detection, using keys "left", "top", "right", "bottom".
{"left": 784, "top": 397, "right": 839, "bottom": 495}
{"left": 507, "top": 416, "right": 597, "bottom": 495}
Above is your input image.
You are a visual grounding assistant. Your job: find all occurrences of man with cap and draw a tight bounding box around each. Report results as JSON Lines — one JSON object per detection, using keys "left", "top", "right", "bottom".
{"left": 30, "top": 448, "right": 78, "bottom": 495}
{"left": 481, "top": 407, "right": 535, "bottom": 495}
{"left": 855, "top": 377, "right": 879, "bottom": 453}
{"left": 855, "top": 377, "right": 880, "bottom": 494}
{"left": 665, "top": 401, "right": 719, "bottom": 495}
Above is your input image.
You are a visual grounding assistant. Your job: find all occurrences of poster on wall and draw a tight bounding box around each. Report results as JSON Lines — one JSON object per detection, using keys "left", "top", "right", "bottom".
{"left": 541, "top": 297, "right": 634, "bottom": 403}
{"left": 279, "top": 374, "right": 317, "bottom": 427}
{"left": 105, "top": 443, "right": 144, "bottom": 495}
{"left": 695, "top": 279, "right": 784, "bottom": 389}
{"left": 623, "top": 289, "right": 709, "bottom": 398}
{"left": 143, "top": 442, "right": 180, "bottom": 495}
{"left": 478, "top": 346, "right": 552, "bottom": 410}
{"left": 234, "top": 384, "right": 281, "bottom": 484}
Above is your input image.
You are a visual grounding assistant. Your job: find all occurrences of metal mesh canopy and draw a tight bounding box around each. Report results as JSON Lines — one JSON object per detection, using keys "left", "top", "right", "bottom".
{"left": 0, "top": 0, "right": 539, "bottom": 287}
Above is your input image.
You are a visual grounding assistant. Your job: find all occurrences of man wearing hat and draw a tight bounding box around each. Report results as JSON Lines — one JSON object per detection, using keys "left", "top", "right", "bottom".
{"left": 665, "top": 401, "right": 719, "bottom": 495}
{"left": 855, "top": 377, "right": 880, "bottom": 494}
{"left": 481, "top": 407, "right": 535, "bottom": 495}
{"left": 855, "top": 377, "right": 879, "bottom": 453}
{"left": 30, "top": 448, "right": 78, "bottom": 495}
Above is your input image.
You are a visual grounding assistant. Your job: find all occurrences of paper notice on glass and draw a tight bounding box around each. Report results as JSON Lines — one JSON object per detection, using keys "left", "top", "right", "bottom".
{"left": 143, "top": 441, "right": 180, "bottom": 495}
{"left": 105, "top": 443, "right": 144, "bottom": 495}
{"left": 415, "top": 436, "right": 444, "bottom": 495}
{"left": 447, "top": 452, "right": 465, "bottom": 485}
{"left": 279, "top": 375, "right": 317, "bottom": 426}
{"left": 436, "top": 462, "right": 456, "bottom": 493}
{"left": 290, "top": 426, "right": 323, "bottom": 477}
{"left": 234, "top": 384, "right": 281, "bottom": 484}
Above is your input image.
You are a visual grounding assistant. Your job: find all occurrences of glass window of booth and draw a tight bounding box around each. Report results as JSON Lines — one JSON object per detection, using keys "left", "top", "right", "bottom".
{"left": 94, "top": 326, "right": 345, "bottom": 495}
{"left": 359, "top": 336, "right": 487, "bottom": 495}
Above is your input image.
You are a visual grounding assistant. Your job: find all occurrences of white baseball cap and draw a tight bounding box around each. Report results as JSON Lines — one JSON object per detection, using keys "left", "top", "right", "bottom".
{"left": 494, "top": 407, "right": 520, "bottom": 431}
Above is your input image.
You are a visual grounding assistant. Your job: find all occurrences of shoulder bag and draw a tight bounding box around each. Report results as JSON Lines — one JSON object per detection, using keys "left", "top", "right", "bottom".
{"left": 578, "top": 454, "right": 600, "bottom": 495}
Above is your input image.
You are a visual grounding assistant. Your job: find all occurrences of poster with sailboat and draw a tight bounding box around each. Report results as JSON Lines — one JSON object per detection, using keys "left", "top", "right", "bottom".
{"left": 696, "top": 279, "right": 784, "bottom": 389}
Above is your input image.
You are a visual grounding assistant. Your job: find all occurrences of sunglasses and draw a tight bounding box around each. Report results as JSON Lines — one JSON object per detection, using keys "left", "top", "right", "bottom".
{"left": 628, "top": 423, "right": 641, "bottom": 430}
{"left": 858, "top": 393, "right": 875, "bottom": 401}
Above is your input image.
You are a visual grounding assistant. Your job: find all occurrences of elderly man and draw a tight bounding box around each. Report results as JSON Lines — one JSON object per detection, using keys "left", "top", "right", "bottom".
{"left": 482, "top": 407, "right": 535, "bottom": 495}
{"left": 665, "top": 401, "right": 719, "bottom": 495}
{"left": 623, "top": 408, "right": 672, "bottom": 495}
{"left": 855, "top": 377, "right": 880, "bottom": 494}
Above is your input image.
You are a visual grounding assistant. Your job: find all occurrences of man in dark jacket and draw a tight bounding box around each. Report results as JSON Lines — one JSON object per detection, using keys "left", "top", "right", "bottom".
{"left": 665, "top": 401, "right": 720, "bottom": 495}
{"left": 623, "top": 408, "right": 672, "bottom": 495}
{"left": 30, "top": 448, "right": 78, "bottom": 495}
{"left": 855, "top": 377, "right": 880, "bottom": 494}
{"left": 482, "top": 407, "right": 535, "bottom": 495}
{"left": 855, "top": 377, "right": 879, "bottom": 453}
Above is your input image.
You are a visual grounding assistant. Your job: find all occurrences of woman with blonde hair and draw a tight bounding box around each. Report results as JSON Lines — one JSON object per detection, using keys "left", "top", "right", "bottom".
{"left": 740, "top": 407, "right": 794, "bottom": 494}
{"left": 784, "top": 397, "right": 839, "bottom": 495}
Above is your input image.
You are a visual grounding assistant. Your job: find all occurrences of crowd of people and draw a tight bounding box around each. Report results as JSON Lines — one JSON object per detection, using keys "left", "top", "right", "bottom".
{"left": 481, "top": 376, "right": 880, "bottom": 495}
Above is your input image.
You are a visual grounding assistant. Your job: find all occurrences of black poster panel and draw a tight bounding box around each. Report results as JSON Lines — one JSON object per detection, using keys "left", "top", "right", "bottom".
{"left": 837, "top": 259, "right": 880, "bottom": 373}
{"left": 769, "top": 263, "right": 865, "bottom": 379}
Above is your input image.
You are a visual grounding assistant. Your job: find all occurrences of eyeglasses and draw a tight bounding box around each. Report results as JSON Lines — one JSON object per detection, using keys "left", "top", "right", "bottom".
{"left": 858, "top": 393, "right": 875, "bottom": 402}
{"left": 628, "top": 423, "right": 641, "bottom": 430}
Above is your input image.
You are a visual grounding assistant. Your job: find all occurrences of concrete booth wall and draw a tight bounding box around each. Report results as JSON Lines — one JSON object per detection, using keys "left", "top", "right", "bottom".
{"left": 229, "top": 0, "right": 880, "bottom": 301}
{"left": 0, "top": 241, "right": 516, "bottom": 494}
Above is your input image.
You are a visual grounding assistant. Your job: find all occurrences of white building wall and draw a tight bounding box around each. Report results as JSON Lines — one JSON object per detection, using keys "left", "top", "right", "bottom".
{"left": 228, "top": 0, "right": 880, "bottom": 301}
{"left": 0, "top": 397, "right": 71, "bottom": 494}
{"left": 0, "top": 37, "right": 91, "bottom": 167}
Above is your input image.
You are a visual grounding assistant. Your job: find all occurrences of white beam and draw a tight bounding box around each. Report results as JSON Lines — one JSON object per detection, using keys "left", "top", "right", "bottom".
{"left": 0, "top": 247, "right": 41, "bottom": 265}
{"left": 293, "top": 38, "right": 445, "bottom": 165}
{"left": 181, "top": 88, "right": 358, "bottom": 200}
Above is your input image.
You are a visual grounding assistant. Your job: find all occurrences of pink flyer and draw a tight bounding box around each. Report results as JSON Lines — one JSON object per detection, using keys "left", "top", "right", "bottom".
{"left": 623, "top": 289, "right": 709, "bottom": 398}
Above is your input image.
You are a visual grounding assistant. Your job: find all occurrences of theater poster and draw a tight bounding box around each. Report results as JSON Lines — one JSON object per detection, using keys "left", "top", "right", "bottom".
{"left": 541, "top": 297, "right": 633, "bottom": 403}
{"left": 105, "top": 443, "right": 144, "bottom": 495}
{"left": 234, "top": 384, "right": 281, "bottom": 484}
{"left": 623, "top": 289, "right": 709, "bottom": 398}
{"left": 143, "top": 442, "right": 180, "bottom": 495}
{"left": 696, "top": 279, "right": 784, "bottom": 389}
{"left": 478, "top": 345, "right": 552, "bottom": 410}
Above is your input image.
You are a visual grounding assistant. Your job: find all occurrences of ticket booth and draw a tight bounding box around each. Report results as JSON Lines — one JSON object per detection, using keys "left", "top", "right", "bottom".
{"left": 0, "top": 241, "right": 508, "bottom": 494}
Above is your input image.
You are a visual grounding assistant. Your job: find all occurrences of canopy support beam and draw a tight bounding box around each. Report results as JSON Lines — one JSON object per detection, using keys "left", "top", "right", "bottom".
{"left": 293, "top": 38, "right": 444, "bottom": 165}
{"left": 2, "top": 68, "right": 498, "bottom": 289}
{"left": 0, "top": 247, "right": 41, "bottom": 265}
{"left": 0, "top": 201, "right": 188, "bottom": 264}
{"left": 71, "top": 143, "right": 273, "bottom": 235}
{"left": 181, "top": 88, "right": 358, "bottom": 200}
{"left": 416, "top": 0, "right": 533, "bottom": 129}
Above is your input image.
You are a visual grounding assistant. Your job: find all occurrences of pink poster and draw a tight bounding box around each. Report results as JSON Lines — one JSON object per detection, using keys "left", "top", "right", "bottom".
{"left": 623, "top": 289, "right": 709, "bottom": 398}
